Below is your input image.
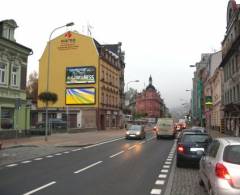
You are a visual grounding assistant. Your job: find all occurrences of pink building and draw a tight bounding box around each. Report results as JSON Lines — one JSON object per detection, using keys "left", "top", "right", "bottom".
{"left": 136, "top": 76, "right": 161, "bottom": 118}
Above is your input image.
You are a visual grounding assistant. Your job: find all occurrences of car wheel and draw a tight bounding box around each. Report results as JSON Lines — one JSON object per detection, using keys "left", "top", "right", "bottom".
{"left": 176, "top": 160, "right": 183, "bottom": 168}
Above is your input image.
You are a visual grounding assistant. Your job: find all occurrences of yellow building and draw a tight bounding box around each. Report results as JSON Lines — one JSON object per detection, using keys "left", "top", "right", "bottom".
{"left": 38, "top": 31, "right": 125, "bottom": 130}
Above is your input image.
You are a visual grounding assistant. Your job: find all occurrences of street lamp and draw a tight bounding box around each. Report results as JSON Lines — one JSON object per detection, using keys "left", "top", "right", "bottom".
{"left": 45, "top": 22, "right": 74, "bottom": 141}
{"left": 189, "top": 65, "right": 196, "bottom": 67}
{"left": 126, "top": 80, "right": 140, "bottom": 91}
{"left": 186, "top": 89, "right": 191, "bottom": 92}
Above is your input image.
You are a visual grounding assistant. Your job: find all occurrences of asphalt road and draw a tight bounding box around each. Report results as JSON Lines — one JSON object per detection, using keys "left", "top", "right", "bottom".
{"left": 0, "top": 131, "right": 175, "bottom": 195}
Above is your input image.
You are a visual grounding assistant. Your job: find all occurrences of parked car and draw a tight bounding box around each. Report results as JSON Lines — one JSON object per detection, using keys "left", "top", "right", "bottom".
{"left": 36, "top": 118, "right": 67, "bottom": 129}
{"left": 177, "top": 127, "right": 208, "bottom": 141}
{"left": 199, "top": 137, "right": 240, "bottom": 195}
{"left": 125, "top": 125, "right": 146, "bottom": 140}
{"left": 155, "top": 118, "right": 176, "bottom": 139}
{"left": 176, "top": 132, "right": 212, "bottom": 167}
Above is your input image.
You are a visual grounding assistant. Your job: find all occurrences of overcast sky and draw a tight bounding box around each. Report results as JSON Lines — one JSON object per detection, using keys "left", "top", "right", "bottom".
{"left": 1, "top": 0, "right": 232, "bottom": 108}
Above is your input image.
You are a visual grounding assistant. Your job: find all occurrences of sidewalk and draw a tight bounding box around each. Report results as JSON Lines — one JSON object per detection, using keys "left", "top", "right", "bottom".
{"left": 1, "top": 129, "right": 126, "bottom": 149}
{"left": 0, "top": 129, "right": 126, "bottom": 167}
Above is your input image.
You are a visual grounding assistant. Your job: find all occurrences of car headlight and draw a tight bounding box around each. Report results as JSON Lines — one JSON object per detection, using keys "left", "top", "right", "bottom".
{"left": 126, "top": 131, "right": 130, "bottom": 135}
{"left": 136, "top": 131, "right": 141, "bottom": 135}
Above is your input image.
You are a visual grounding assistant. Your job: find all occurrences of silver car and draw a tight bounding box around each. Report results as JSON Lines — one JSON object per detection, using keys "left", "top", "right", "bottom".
{"left": 125, "top": 125, "right": 146, "bottom": 140}
{"left": 199, "top": 137, "right": 240, "bottom": 195}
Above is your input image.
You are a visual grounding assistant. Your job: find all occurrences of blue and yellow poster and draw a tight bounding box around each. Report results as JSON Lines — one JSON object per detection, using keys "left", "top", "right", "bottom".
{"left": 66, "top": 88, "right": 95, "bottom": 105}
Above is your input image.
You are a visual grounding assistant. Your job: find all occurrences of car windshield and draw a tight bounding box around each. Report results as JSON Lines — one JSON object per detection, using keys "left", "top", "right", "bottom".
{"left": 181, "top": 134, "right": 210, "bottom": 143}
{"left": 128, "top": 125, "right": 141, "bottom": 131}
{"left": 223, "top": 145, "right": 240, "bottom": 165}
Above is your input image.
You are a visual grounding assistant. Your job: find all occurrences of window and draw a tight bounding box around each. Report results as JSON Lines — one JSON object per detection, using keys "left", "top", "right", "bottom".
{"left": 206, "top": 140, "right": 220, "bottom": 158}
{"left": 223, "top": 145, "right": 240, "bottom": 165}
{"left": 0, "top": 63, "right": 6, "bottom": 84}
{"left": 11, "top": 66, "right": 18, "bottom": 86}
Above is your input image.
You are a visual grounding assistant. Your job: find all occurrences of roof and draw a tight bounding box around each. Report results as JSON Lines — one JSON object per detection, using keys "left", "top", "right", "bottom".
{"left": 217, "top": 137, "right": 240, "bottom": 145}
{"left": 146, "top": 84, "right": 156, "bottom": 91}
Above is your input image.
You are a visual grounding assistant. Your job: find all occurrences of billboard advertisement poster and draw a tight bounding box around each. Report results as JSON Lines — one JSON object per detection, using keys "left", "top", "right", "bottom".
{"left": 66, "top": 88, "right": 95, "bottom": 105}
{"left": 66, "top": 66, "right": 96, "bottom": 84}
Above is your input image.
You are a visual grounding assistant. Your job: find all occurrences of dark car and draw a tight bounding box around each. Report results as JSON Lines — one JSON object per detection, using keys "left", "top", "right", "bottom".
{"left": 125, "top": 125, "right": 146, "bottom": 140}
{"left": 176, "top": 132, "right": 212, "bottom": 167}
{"left": 36, "top": 118, "right": 67, "bottom": 129}
{"left": 177, "top": 127, "right": 208, "bottom": 142}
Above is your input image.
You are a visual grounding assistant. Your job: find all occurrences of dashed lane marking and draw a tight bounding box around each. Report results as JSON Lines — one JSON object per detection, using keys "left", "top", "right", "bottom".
{"left": 6, "top": 164, "right": 18, "bottom": 168}
{"left": 155, "top": 180, "right": 165, "bottom": 185}
{"left": 54, "top": 153, "right": 62, "bottom": 156}
{"left": 158, "top": 174, "right": 167, "bottom": 178}
{"left": 163, "top": 165, "right": 170, "bottom": 169}
{"left": 63, "top": 151, "right": 70, "bottom": 154}
{"left": 128, "top": 145, "right": 137, "bottom": 150}
{"left": 72, "top": 148, "right": 82, "bottom": 152}
{"left": 23, "top": 181, "right": 56, "bottom": 195}
{"left": 74, "top": 161, "right": 103, "bottom": 174}
{"left": 21, "top": 161, "right": 32, "bottom": 164}
{"left": 46, "top": 155, "right": 54, "bottom": 158}
{"left": 165, "top": 161, "right": 171, "bottom": 165}
{"left": 150, "top": 189, "right": 162, "bottom": 194}
{"left": 161, "top": 169, "right": 169, "bottom": 173}
{"left": 110, "top": 151, "right": 124, "bottom": 158}
{"left": 34, "top": 158, "right": 43, "bottom": 161}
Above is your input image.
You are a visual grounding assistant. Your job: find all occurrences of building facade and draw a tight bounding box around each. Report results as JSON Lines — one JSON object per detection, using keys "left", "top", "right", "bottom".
{"left": 220, "top": 0, "right": 240, "bottom": 136}
{"left": 0, "top": 19, "right": 32, "bottom": 132}
{"left": 38, "top": 31, "right": 125, "bottom": 130}
{"left": 136, "top": 76, "right": 163, "bottom": 118}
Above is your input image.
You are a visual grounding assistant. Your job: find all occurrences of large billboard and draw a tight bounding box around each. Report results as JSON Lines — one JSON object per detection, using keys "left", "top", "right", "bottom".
{"left": 66, "top": 88, "right": 96, "bottom": 105}
{"left": 66, "top": 66, "right": 96, "bottom": 84}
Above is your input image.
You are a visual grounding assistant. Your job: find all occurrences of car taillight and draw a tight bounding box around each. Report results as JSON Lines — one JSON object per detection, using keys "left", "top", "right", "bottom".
{"left": 215, "top": 163, "right": 232, "bottom": 181}
{"left": 177, "top": 144, "right": 185, "bottom": 153}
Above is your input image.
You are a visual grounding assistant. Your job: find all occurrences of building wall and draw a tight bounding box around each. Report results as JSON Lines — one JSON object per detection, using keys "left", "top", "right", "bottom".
{"left": 0, "top": 19, "right": 31, "bottom": 131}
{"left": 136, "top": 89, "right": 161, "bottom": 118}
{"left": 38, "top": 32, "right": 99, "bottom": 108}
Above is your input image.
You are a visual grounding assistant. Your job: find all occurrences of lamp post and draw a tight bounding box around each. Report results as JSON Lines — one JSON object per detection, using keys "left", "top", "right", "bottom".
{"left": 126, "top": 80, "right": 140, "bottom": 92}
{"left": 45, "top": 22, "right": 74, "bottom": 141}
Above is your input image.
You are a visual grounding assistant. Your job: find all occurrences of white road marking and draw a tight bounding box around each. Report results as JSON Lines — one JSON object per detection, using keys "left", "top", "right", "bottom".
{"left": 74, "top": 161, "right": 103, "bottom": 174}
{"left": 84, "top": 137, "right": 124, "bottom": 149}
{"left": 34, "top": 158, "right": 43, "bottom": 161}
{"left": 163, "top": 165, "right": 170, "bottom": 169}
{"left": 139, "top": 141, "right": 146, "bottom": 144}
{"left": 23, "top": 181, "right": 56, "bottom": 195}
{"left": 55, "top": 153, "right": 62, "bottom": 156}
{"left": 158, "top": 174, "right": 167, "bottom": 178}
{"left": 110, "top": 151, "right": 124, "bottom": 158}
{"left": 161, "top": 169, "right": 169, "bottom": 173}
{"left": 128, "top": 145, "right": 136, "bottom": 150}
{"left": 166, "top": 158, "right": 172, "bottom": 161}
{"left": 63, "top": 151, "right": 70, "bottom": 154}
{"left": 165, "top": 161, "right": 172, "bottom": 165}
{"left": 6, "top": 164, "right": 18, "bottom": 167}
{"left": 150, "top": 189, "right": 162, "bottom": 194}
{"left": 21, "top": 161, "right": 32, "bottom": 164}
{"left": 155, "top": 180, "right": 165, "bottom": 185}
{"left": 72, "top": 148, "right": 82, "bottom": 151}
{"left": 147, "top": 137, "right": 155, "bottom": 141}
{"left": 46, "top": 155, "right": 53, "bottom": 158}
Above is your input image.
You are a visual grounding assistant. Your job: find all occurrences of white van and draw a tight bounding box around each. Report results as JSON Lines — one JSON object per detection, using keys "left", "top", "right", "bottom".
{"left": 155, "top": 118, "right": 176, "bottom": 139}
